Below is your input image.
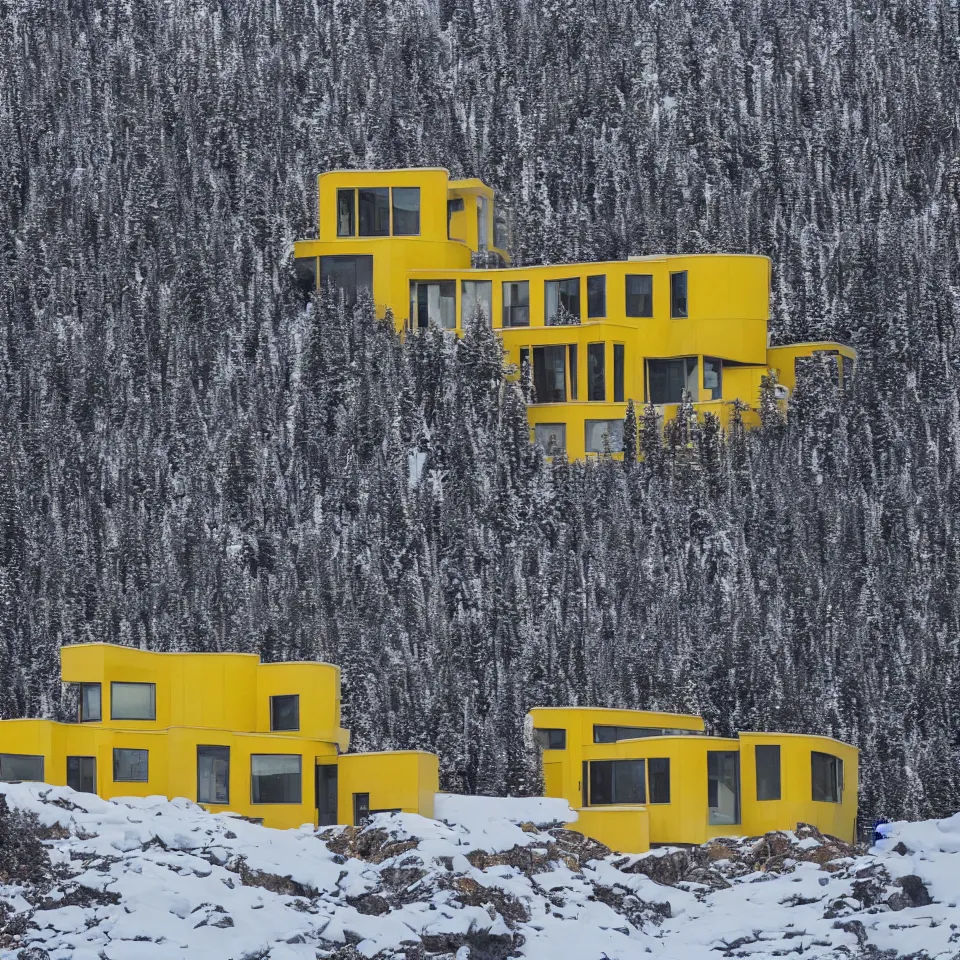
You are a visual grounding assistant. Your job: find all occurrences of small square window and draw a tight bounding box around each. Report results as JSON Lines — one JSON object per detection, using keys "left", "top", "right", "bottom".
{"left": 113, "top": 748, "right": 149, "bottom": 782}
{"left": 251, "top": 754, "right": 302, "bottom": 803}
{"left": 270, "top": 695, "right": 300, "bottom": 732}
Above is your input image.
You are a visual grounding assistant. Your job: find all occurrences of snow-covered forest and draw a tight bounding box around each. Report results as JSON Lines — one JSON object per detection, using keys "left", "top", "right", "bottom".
{"left": 0, "top": 0, "right": 958, "bottom": 825}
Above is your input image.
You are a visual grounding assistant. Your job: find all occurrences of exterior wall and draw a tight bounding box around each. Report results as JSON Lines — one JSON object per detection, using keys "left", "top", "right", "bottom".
{"left": 568, "top": 806, "right": 650, "bottom": 854}
{"left": 337, "top": 751, "right": 439, "bottom": 824}
{"left": 766, "top": 342, "right": 857, "bottom": 393}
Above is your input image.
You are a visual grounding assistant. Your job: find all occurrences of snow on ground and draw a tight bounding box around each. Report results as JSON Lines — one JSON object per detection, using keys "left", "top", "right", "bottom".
{"left": 0, "top": 783, "right": 958, "bottom": 960}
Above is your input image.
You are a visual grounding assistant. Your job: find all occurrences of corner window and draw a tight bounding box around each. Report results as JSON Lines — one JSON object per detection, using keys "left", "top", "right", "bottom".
{"left": 585, "top": 420, "right": 624, "bottom": 455}
{"left": 251, "top": 754, "right": 302, "bottom": 804}
{"left": 113, "top": 748, "right": 149, "bottom": 782}
{"left": 613, "top": 344, "right": 625, "bottom": 403}
{"left": 533, "top": 423, "right": 566, "bottom": 457}
{"left": 461, "top": 280, "right": 493, "bottom": 325}
{"left": 646, "top": 358, "right": 698, "bottom": 405}
{"left": 670, "top": 271, "right": 688, "bottom": 318}
{"left": 79, "top": 683, "right": 101, "bottom": 722}
{"left": 589, "top": 759, "right": 645, "bottom": 805}
{"left": 532, "top": 345, "right": 567, "bottom": 403}
{"left": 270, "top": 694, "right": 300, "bottom": 732}
{"left": 707, "top": 751, "right": 740, "bottom": 824}
{"left": 0, "top": 754, "right": 44, "bottom": 782}
{"left": 626, "top": 275, "right": 653, "bottom": 317}
{"left": 410, "top": 280, "right": 456, "bottom": 331}
{"left": 703, "top": 357, "right": 723, "bottom": 401}
{"left": 336, "top": 189, "right": 355, "bottom": 237}
{"left": 649, "top": 758, "right": 670, "bottom": 803}
{"left": 320, "top": 255, "right": 374, "bottom": 309}
{"left": 588, "top": 343, "right": 605, "bottom": 401}
{"left": 535, "top": 728, "right": 566, "bottom": 750}
{"left": 197, "top": 745, "right": 230, "bottom": 805}
{"left": 358, "top": 187, "right": 389, "bottom": 237}
{"left": 111, "top": 682, "right": 156, "bottom": 721}
{"left": 67, "top": 756, "right": 96, "bottom": 793}
{"left": 392, "top": 187, "right": 420, "bottom": 236}
{"left": 502, "top": 281, "right": 529, "bottom": 327}
{"left": 756, "top": 745, "right": 781, "bottom": 801}
{"left": 812, "top": 752, "right": 843, "bottom": 803}
{"left": 545, "top": 278, "right": 580, "bottom": 324}
{"left": 587, "top": 275, "right": 606, "bottom": 318}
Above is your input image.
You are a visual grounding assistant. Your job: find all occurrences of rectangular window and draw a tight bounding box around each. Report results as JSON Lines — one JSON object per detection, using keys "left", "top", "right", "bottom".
{"left": 317, "top": 764, "right": 338, "bottom": 827}
{"left": 532, "top": 345, "right": 567, "bottom": 403}
{"left": 320, "top": 255, "right": 374, "bottom": 308}
{"left": 625, "top": 275, "right": 653, "bottom": 317}
{"left": 589, "top": 759, "right": 646, "bottom": 805}
{"left": 111, "top": 682, "right": 156, "bottom": 721}
{"left": 756, "top": 745, "right": 781, "bottom": 801}
{"left": 502, "top": 281, "right": 529, "bottom": 327}
{"left": 391, "top": 187, "right": 420, "bottom": 236}
{"left": 646, "top": 358, "right": 698, "bottom": 405}
{"left": 587, "top": 275, "right": 606, "bottom": 318}
{"left": 593, "top": 725, "right": 666, "bottom": 743}
{"left": 354, "top": 792, "right": 371, "bottom": 824}
{"left": 411, "top": 281, "right": 457, "bottom": 330}
{"left": 358, "top": 187, "right": 389, "bottom": 237}
{"left": 79, "top": 683, "right": 101, "bottom": 722}
{"left": 270, "top": 695, "right": 300, "bottom": 732}
{"left": 251, "top": 755, "right": 302, "bottom": 804}
{"left": 811, "top": 752, "right": 843, "bottom": 803}
{"left": 534, "top": 423, "right": 566, "bottom": 457}
{"left": 447, "top": 197, "right": 465, "bottom": 239}
{"left": 585, "top": 420, "right": 624, "bottom": 454}
{"left": 477, "top": 197, "right": 489, "bottom": 251}
{"left": 588, "top": 343, "right": 605, "bottom": 401}
{"left": 534, "top": 728, "right": 567, "bottom": 750}
{"left": 336, "top": 189, "right": 355, "bottom": 237}
{"left": 113, "top": 748, "right": 149, "bottom": 782}
{"left": 544, "top": 278, "right": 580, "bottom": 324}
{"left": 67, "top": 756, "right": 96, "bottom": 794}
{"left": 294, "top": 257, "right": 318, "bottom": 300}
{"left": 670, "top": 271, "right": 688, "bottom": 318}
{"left": 614, "top": 344, "right": 625, "bottom": 403}
{"left": 703, "top": 357, "right": 723, "bottom": 401}
{"left": 494, "top": 202, "right": 509, "bottom": 249}
{"left": 707, "top": 751, "right": 740, "bottom": 824}
{"left": 568, "top": 344, "right": 578, "bottom": 400}
{"left": 461, "top": 280, "right": 493, "bottom": 325}
{"left": 197, "top": 745, "right": 230, "bottom": 805}
{"left": 649, "top": 758, "right": 670, "bottom": 803}
{"left": 0, "top": 754, "right": 44, "bottom": 782}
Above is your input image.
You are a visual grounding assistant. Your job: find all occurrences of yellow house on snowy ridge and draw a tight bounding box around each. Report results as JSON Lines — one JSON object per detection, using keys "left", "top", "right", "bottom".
{"left": 0, "top": 643, "right": 438, "bottom": 830}
{"left": 530, "top": 706, "right": 859, "bottom": 853}
{"left": 293, "top": 168, "right": 856, "bottom": 460}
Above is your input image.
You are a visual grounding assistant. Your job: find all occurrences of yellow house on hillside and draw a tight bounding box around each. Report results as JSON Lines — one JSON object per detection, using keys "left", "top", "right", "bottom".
{"left": 530, "top": 706, "right": 859, "bottom": 853}
{"left": 0, "top": 644, "right": 438, "bottom": 830}
{"left": 293, "top": 168, "right": 855, "bottom": 460}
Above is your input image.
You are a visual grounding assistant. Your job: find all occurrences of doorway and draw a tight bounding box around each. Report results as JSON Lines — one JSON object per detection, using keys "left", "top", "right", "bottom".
{"left": 316, "top": 763, "right": 338, "bottom": 827}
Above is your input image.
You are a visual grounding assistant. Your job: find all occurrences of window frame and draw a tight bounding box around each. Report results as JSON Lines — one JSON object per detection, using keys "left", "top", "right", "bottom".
{"left": 270, "top": 694, "right": 300, "bottom": 732}
{"left": 534, "top": 728, "right": 567, "bottom": 750}
{"left": 625, "top": 274, "right": 653, "bottom": 318}
{"left": 391, "top": 186, "right": 420, "bottom": 236}
{"left": 410, "top": 279, "right": 457, "bottom": 331}
{"left": 336, "top": 189, "right": 355, "bottom": 237}
{"left": 358, "top": 187, "right": 390, "bottom": 237}
{"left": 703, "top": 356, "right": 723, "bottom": 401}
{"left": 587, "top": 342, "right": 606, "bottom": 402}
{"left": 0, "top": 753, "right": 45, "bottom": 782}
{"left": 648, "top": 758, "right": 671, "bottom": 804}
{"left": 461, "top": 279, "right": 493, "bottom": 326}
{"left": 354, "top": 791, "right": 371, "bottom": 825}
{"left": 670, "top": 271, "right": 688, "bottom": 318}
{"left": 197, "top": 744, "right": 231, "bottom": 805}
{"left": 110, "top": 681, "right": 156, "bottom": 721}
{"left": 113, "top": 747, "right": 149, "bottom": 783}
{"left": 588, "top": 758, "right": 646, "bottom": 805}
{"left": 811, "top": 751, "right": 843, "bottom": 803}
{"left": 755, "top": 744, "right": 782, "bottom": 801}
{"left": 502, "top": 280, "right": 530, "bottom": 328}
{"left": 533, "top": 423, "right": 566, "bottom": 456}
{"left": 585, "top": 419, "right": 625, "bottom": 455}
{"left": 707, "top": 750, "right": 741, "bottom": 825}
{"left": 587, "top": 275, "right": 606, "bottom": 318}
{"left": 67, "top": 755, "right": 96, "bottom": 794}
{"left": 319, "top": 254, "right": 374, "bottom": 309}
{"left": 79, "top": 682, "right": 102, "bottom": 722}
{"left": 532, "top": 344, "right": 568, "bottom": 403}
{"left": 646, "top": 357, "right": 698, "bottom": 405}
{"left": 251, "top": 754, "right": 303, "bottom": 805}
{"left": 544, "top": 277, "right": 581, "bottom": 324}
{"left": 613, "top": 343, "right": 625, "bottom": 403}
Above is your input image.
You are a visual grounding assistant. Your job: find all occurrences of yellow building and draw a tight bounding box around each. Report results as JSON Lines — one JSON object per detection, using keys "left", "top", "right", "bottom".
{"left": 0, "top": 643, "right": 438, "bottom": 831}
{"left": 294, "top": 168, "right": 856, "bottom": 460}
{"left": 530, "top": 706, "right": 858, "bottom": 853}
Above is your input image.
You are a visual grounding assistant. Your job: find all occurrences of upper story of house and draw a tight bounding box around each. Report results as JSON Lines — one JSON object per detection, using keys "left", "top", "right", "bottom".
{"left": 60, "top": 643, "right": 349, "bottom": 746}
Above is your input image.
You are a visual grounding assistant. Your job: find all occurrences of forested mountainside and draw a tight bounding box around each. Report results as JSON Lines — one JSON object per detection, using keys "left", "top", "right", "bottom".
{"left": 0, "top": 0, "right": 958, "bottom": 824}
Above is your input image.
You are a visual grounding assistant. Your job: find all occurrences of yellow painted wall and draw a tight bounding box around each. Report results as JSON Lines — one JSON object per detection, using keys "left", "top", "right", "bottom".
{"left": 337, "top": 751, "right": 439, "bottom": 824}
{"left": 567, "top": 806, "right": 650, "bottom": 855}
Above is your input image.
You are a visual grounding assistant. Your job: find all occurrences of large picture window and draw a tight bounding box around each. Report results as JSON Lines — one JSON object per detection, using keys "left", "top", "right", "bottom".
{"left": 670, "top": 271, "right": 688, "bottom": 318}
{"left": 391, "top": 187, "right": 420, "bottom": 236}
{"left": 197, "top": 745, "right": 230, "bottom": 805}
{"left": 588, "top": 343, "right": 605, "bottom": 401}
{"left": 270, "top": 695, "right": 300, "bottom": 732}
{"left": 626, "top": 275, "right": 653, "bottom": 317}
{"left": 502, "top": 281, "right": 529, "bottom": 327}
{"left": 646, "top": 358, "right": 699, "bottom": 405}
{"left": 113, "top": 748, "right": 149, "bottom": 782}
{"left": 755, "top": 745, "right": 781, "bottom": 801}
{"left": 545, "top": 278, "right": 580, "bottom": 324}
{"left": 461, "top": 280, "right": 493, "bottom": 325}
{"left": 811, "top": 752, "right": 843, "bottom": 803}
{"left": 411, "top": 280, "right": 456, "bottom": 330}
{"left": 80, "top": 683, "right": 101, "bottom": 722}
{"left": 707, "top": 751, "right": 740, "bottom": 824}
{"left": 589, "top": 759, "right": 646, "bottom": 805}
{"left": 358, "top": 187, "right": 390, "bottom": 236}
{"left": 111, "top": 682, "right": 156, "bottom": 721}
{"left": 320, "top": 255, "right": 374, "bottom": 309}
{"left": 251, "top": 755, "right": 302, "bottom": 804}
{"left": 532, "top": 345, "right": 567, "bottom": 403}
{"left": 0, "top": 754, "right": 44, "bottom": 782}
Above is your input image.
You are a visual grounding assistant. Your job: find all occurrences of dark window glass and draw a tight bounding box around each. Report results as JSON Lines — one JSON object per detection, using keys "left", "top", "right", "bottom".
{"left": 354, "top": 792, "right": 371, "bottom": 825}
{"left": 755, "top": 745, "right": 781, "bottom": 801}
{"left": 545, "top": 278, "right": 580, "bottom": 323}
{"left": 111, "top": 682, "right": 156, "bottom": 720}
{"left": 707, "top": 751, "right": 740, "bottom": 824}
{"left": 535, "top": 728, "right": 566, "bottom": 750}
{"left": 647, "top": 358, "right": 698, "bottom": 405}
{"left": 589, "top": 760, "right": 645, "bottom": 805}
{"left": 532, "top": 346, "right": 567, "bottom": 403}
{"left": 251, "top": 755, "right": 302, "bottom": 803}
{"left": 270, "top": 695, "right": 300, "bottom": 732}
{"left": 392, "top": 187, "right": 420, "bottom": 236}
{"left": 587, "top": 275, "right": 606, "bottom": 318}
{"left": 294, "top": 257, "right": 317, "bottom": 300}
{"left": 320, "top": 255, "right": 374, "bottom": 308}
{"left": 477, "top": 197, "right": 489, "bottom": 250}
{"left": 447, "top": 197, "right": 465, "bottom": 239}
{"left": 113, "top": 748, "right": 148, "bottom": 782}
{"left": 581, "top": 761, "right": 589, "bottom": 807}
{"left": 67, "top": 756, "right": 96, "bottom": 794}
{"left": 0, "top": 754, "right": 44, "bottom": 781}
{"left": 649, "top": 758, "right": 670, "bottom": 803}
{"left": 412, "top": 281, "right": 457, "bottom": 330}
{"left": 588, "top": 343, "right": 605, "bottom": 401}
{"left": 626, "top": 275, "right": 653, "bottom": 317}
{"left": 811, "top": 752, "right": 843, "bottom": 803}
{"left": 197, "top": 745, "right": 230, "bottom": 805}
{"left": 671, "top": 271, "right": 688, "bottom": 318}
{"left": 569, "top": 344, "right": 578, "bottom": 400}
{"left": 317, "top": 764, "right": 338, "bottom": 826}
{"left": 358, "top": 187, "right": 389, "bottom": 236}
{"left": 613, "top": 344, "right": 625, "bottom": 403}
{"left": 80, "top": 683, "right": 101, "bottom": 722}
{"left": 593, "top": 725, "right": 665, "bottom": 742}
{"left": 502, "top": 281, "right": 529, "bottom": 327}
{"left": 336, "top": 189, "right": 355, "bottom": 237}
{"left": 703, "top": 357, "right": 723, "bottom": 401}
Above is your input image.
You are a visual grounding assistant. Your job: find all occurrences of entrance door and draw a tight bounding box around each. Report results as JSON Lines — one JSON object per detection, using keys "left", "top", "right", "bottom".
{"left": 67, "top": 756, "right": 96, "bottom": 794}
{"left": 316, "top": 764, "right": 338, "bottom": 827}
{"left": 353, "top": 792, "right": 370, "bottom": 826}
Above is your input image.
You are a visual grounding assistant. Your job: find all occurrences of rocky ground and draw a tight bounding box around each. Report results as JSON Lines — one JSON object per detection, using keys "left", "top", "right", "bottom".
{"left": 0, "top": 783, "right": 957, "bottom": 959}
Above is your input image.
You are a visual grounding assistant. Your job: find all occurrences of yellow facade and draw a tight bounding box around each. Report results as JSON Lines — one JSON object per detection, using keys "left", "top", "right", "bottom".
{"left": 531, "top": 706, "right": 858, "bottom": 854}
{"left": 0, "top": 644, "right": 438, "bottom": 831}
{"left": 294, "top": 168, "right": 856, "bottom": 460}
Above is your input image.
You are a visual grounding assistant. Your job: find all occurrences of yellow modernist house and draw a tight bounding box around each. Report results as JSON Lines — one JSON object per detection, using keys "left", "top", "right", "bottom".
{"left": 0, "top": 643, "right": 438, "bottom": 830}
{"left": 530, "top": 706, "right": 859, "bottom": 853}
{"left": 294, "top": 167, "right": 856, "bottom": 460}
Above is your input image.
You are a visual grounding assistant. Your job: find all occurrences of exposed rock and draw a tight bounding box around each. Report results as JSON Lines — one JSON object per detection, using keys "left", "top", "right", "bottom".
{"left": 888, "top": 874, "right": 933, "bottom": 910}
{"left": 420, "top": 928, "right": 520, "bottom": 960}
{"left": 225, "top": 855, "right": 315, "bottom": 898}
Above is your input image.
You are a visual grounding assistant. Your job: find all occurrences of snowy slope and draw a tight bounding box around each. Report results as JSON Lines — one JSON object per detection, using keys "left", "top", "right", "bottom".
{"left": 1, "top": 783, "right": 957, "bottom": 960}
